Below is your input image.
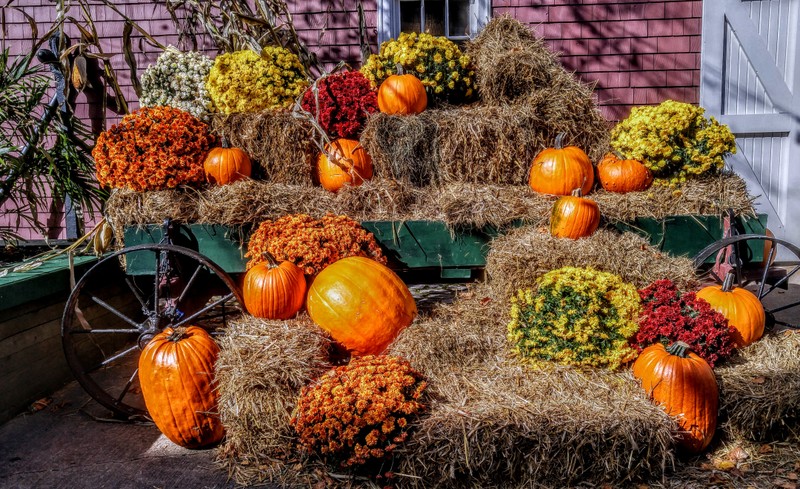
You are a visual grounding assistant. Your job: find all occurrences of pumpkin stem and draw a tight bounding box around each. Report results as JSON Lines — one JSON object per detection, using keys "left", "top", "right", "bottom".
{"left": 612, "top": 150, "right": 625, "bottom": 159}
{"left": 261, "top": 251, "right": 280, "bottom": 268}
{"left": 395, "top": 63, "right": 404, "bottom": 75}
{"left": 666, "top": 341, "right": 692, "bottom": 358}
{"left": 554, "top": 132, "right": 566, "bottom": 149}
{"left": 570, "top": 188, "right": 583, "bottom": 197}
{"left": 220, "top": 137, "right": 230, "bottom": 149}
{"left": 166, "top": 327, "right": 188, "bottom": 342}
{"left": 721, "top": 271, "right": 736, "bottom": 292}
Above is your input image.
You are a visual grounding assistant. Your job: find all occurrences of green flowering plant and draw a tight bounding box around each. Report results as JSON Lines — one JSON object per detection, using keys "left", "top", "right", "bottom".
{"left": 139, "top": 47, "right": 214, "bottom": 120}
{"left": 508, "top": 266, "right": 641, "bottom": 370}
{"left": 206, "top": 48, "right": 308, "bottom": 114}
{"left": 361, "top": 32, "right": 474, "bottom": 103}
{"left": 610, "top": 100, "right": 736, "bottom": 187}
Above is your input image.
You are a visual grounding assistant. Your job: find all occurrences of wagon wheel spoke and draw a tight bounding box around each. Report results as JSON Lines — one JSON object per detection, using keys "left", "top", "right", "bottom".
{"left": 116, "top": 367, "right": 140, "bottom": 405}
{"left": 90, "top": 295, "right": 142, "bottom": 330}
{"left": 177, "top": 264, "right": 205, "bottom": 305}
{"left": 172, "top": 292, "right": 235, "bottom": 329}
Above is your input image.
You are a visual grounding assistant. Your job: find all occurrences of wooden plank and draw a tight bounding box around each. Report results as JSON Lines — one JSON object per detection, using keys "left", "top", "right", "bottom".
{"left": 0, "top": 255, "right": 97, "bottom": 312}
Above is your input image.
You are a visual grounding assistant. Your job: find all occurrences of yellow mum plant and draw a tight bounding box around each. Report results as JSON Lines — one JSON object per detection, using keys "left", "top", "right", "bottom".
{"left": 508, "top": 266, "right": 641, "bottom": 370}
{"left": 610, "top": 100, "right": 736, "bottom": 186}
{"left": 361, "top": 32, "right": 474, "bottom": 103}
{"left": 206, "top": 48, "right": 308, "bottom": 114}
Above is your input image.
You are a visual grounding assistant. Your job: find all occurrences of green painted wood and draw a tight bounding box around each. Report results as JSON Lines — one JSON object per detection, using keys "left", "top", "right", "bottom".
{"left": 0, "top": 255, "right": 97, "bottom": 313}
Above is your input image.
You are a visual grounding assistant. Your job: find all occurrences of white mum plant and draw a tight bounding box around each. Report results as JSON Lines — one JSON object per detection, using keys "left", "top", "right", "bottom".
{"left": 140, "top": 47, "right": 214, "bottom": 120}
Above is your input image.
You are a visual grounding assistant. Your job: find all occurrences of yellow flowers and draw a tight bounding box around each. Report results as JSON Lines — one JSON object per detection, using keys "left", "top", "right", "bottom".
{"left": 610, "top": 100, "right": 736, "bottom": 187}
{"left": 206, "top": 48, "right": 308, "bottom": 114}
{"left": 508, "top": 266, "right": 641, "bottom": 370}
{"left": 361, "top": 32, "right": 475, "bottom": 103}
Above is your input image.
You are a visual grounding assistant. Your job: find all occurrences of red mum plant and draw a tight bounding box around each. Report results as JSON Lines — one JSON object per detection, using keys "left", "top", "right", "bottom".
{"left": 290, "top": 355, "right": 428, "bottom": 469}
{"left": 632, "top": 279, "right": 737, "bottom": 367}
{"left": 301, "top": 71, "right": 378, "bottom": 140}
{"left": 93, "top": 106, "right": 216, "bottom": 191}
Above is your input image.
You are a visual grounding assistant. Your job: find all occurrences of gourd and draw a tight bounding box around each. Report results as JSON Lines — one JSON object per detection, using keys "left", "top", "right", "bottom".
{"left": 377, "top": 73, "right": 427, "bottom": 115}
{"left": 596, "top": 152, "right": 653, "bottom": 193}
{"left": 696, "top": 273, "right": 765, "bottom": 348}
{"left": 549, "top": 188, "right": 600, "bottom": 239}
{"left": 528, "top": 133, "right": 594, "bottom": 196}
{"left": 204, "top": 142, "right": 252, "bottom": 185}
{"left": 243, "top": 252, "right": 306, "bottom": 319}
{"left": 306, "top": 256, "right": 417, "bottom": 356}
{"left": 633, "top": 341, "right": 718, "bottom": 454}
{"left": 139, "top": 326, "right": 225, "bottom": 448}
{"left": 316, "top": 138, "right": 373, "bottom": 192}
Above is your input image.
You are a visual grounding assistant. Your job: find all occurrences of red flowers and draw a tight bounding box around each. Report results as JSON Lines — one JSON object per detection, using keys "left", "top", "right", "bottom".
{"left": 633, "top": 279, "right": 736, "bottom": 367}
{"left": 301, "top": 71, "right": 378, "bottom": 140}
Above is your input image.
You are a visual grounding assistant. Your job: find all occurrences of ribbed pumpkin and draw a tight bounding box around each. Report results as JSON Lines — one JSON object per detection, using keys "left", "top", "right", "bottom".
{"left": 377, "top": 74, "right": 427, "bottom": 115}
{"left": 696, "top": 273, "right": 765, "bottom": 348}
{"left": 316, "top": 138, "right": 373, "bottom": 192}
{"left": 203, "top": 143, "right": 252, "bottom": 185}
{"left": 306, "top": 256, "right": 417, "bottom": 356}
{"left": 549, "top": 188, "right": 600, "bottom": 239}
{"left": 243, "top": 252, "right": 306, "bottom": 319}
{"left": 633, "top": 341, "right": 718, "bottom": 454}
{"left": 528, "top": 133, "right": 594, "bottom": 196}
{"left": 139, "top": 326, "right": 225, "bottom": 449}
{"left": 596, "top": 152, "right": 653, "bottom": 193}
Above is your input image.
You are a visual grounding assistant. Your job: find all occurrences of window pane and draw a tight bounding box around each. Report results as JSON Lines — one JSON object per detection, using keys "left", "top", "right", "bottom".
{"left": 424, "top": 0, "right": 445, "bottom": 36}
{"left": 449, "top": 0, "right": 470, "bottom": 37}
{"left": 400, "top": 1, "right": 421, "bottom": 33}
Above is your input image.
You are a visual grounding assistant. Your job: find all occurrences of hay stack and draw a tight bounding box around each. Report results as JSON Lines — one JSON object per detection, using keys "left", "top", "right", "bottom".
{"left": 716, "top": 331, "right": 800, "bottom": 441}
{"left": 485, "top": 226, "right": 699, "bottom": 301}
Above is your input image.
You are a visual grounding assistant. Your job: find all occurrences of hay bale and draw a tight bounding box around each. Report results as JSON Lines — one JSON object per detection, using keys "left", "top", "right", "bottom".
{"left": 104, "top": 188, "right": 199, "bottom": 233}
{"left": 214, "top": 314, "right": 332, "bottom": 486}
{"left": 211, "top": 111, "right": 317, "bottom": 185}
{"left": 716, "top": 332, "right": 800, "bottom": 441}
{"left": 485, "top": 226, "right": 699, "bottom": 301}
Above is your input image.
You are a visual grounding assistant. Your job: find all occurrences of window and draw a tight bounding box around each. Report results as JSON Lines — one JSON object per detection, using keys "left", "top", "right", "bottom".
{"left": 377, "top": 0, "right": 491, "bottom": 45}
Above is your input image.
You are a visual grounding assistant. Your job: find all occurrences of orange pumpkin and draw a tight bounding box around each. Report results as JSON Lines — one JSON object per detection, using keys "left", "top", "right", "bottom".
{"left": 306, "top": 256, "right": 417, "bottom": 356}
{"left": 528, "top": 133, "right": 594, "bottom": 196}
{"left": 696, "top": 273, "right": 765, "bottom": 348}
{"left": 633, "top": 341, "right": 718, "bottom": 454}
{"left": 243, "top": 252, "right": 307, "bottom": 319}
{"left": 762, "top": 228, "right": 776, "bottom": 266}
{"left": 317, "top": 138, "right": 373, "bottom": 192}
{"left": 377, "top": 74, "right": 427, "bottom": 115}
{"left": 596, "top": 152, "right": 653, "bottom": 193}
{"left": 139, "top": 326, "right": 225, "bottom": 448}
{"left": 549, "top": 188, "right": 600, "bottom": 239}
{"left": 204, "top": 144, "right": 252, "bottom": 185}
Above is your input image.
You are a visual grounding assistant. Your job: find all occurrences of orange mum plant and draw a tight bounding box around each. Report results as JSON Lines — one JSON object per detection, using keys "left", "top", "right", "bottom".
{"left": 290, "top": 355, "right": 428, "bottom": 468}
{"left": 93, "top": 106, "right": 217, "bottom": 191}
{"left": 245, "top": 214, "right": 386, "bottom": 275}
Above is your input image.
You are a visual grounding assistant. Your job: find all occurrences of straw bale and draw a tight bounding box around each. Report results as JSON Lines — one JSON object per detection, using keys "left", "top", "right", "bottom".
{"left": 211, "top": 111, "right": 317, "bottom": 185}
{"left": 716, "top": 331, "right": 800, "bottom": 441}
{"left": 485, "top": 226, "right": 699, "bottom": 301}
{"left": 214, "top": 314, "right": 332, "bottom": 486}
{"left": 104, "top": 188, "right": 200, "bottom": 237}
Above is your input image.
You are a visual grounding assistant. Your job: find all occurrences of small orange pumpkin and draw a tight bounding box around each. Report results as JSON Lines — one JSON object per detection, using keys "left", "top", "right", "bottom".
{"left": 633, "top": 341, "right": 719, "bottom": 454}
{"left": 316, "top": 138, "right": 373, "bottom": 192}
{"left": 378, "top": 73, "right": 427, "bottom": 115}
{"left": 529, "top": 133, "right": 594, "bottom": 196}
{"left": 696, "top": 272, "right": 765, "bottom": 348}
{"left": 549, "top": 188, "right": 600, "bottom": 239}
{"left": 596, "top": 152, "right": 653, "bottom": 193}
{"left": 243, "top": 252, "right": 307, "bottom": 319}
{"left": 139, "top": 326, "right": 225, "bottom": 449}
{"left": 306, "top": 256, "right": 417, "bottom": 356}
{"left": 204, "top": 143, "right": 252, "bottom": 185}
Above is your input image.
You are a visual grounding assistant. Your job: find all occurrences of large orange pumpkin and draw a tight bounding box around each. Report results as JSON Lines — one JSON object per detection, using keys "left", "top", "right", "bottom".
{"left": 204, "top": 144, "right": 252, "bottom": 185}
{"left": 528, "top": 133, "right": 594, "bottom": 196}
{"left": 696, "top": 273, "right": 765, "bottom": 348}
{"left": 317, "top": 138, "right": 374, "bottom": 192}
{"left": 596, "top": 152, "right": 653, "bottom": 193}
{"left": 549, "top": 188, "right": 600, "bottom": 239}
{"left": 306, "top": 256, "right": 417, "bottom": 356}
{"left": 139, "top": 326, "right": 225, "bottom": 449}
{"left": 633, "top": 341, "right": 718, "bottom": 454}
{"left": 243, "top": 252, "right": 307, "bottom": 319}
{"left": 377, "top": 74, "right": 427, "bottom": 115}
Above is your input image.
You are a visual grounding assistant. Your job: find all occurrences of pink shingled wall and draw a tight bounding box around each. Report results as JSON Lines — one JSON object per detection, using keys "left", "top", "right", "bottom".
{"left": 1, "top": 0, "right": 702, "bottom": 240}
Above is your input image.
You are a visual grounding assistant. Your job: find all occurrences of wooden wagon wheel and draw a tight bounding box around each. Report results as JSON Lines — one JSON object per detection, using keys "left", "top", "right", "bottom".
{"left": 61, "top": 244, "right": 244, "bottom": 421}
{"left": 693, "top": 234, "right": 800, "bottom": 331}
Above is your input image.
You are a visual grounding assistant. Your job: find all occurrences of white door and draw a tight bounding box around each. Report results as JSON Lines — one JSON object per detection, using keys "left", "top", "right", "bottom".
{"left": 700, "top": 0, "right": 800, "bottom": 247}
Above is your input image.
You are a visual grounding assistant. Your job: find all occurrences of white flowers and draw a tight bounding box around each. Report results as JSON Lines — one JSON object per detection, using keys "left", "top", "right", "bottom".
{"left": 140, "top": 47, "right": 213, "bottom": 120}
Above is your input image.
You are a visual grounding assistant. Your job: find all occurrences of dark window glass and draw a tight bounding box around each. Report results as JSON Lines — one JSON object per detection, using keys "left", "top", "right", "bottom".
{"left": 400, "top": 1, "right": 421, "bottom": 33}
{"left": 449, "top": 0, "right": 470, "bottom": 37}
{"left": 424, "top": 0, "right": 445, "bottom": 36}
